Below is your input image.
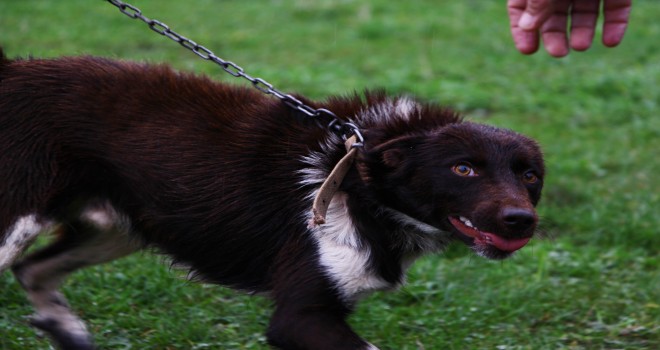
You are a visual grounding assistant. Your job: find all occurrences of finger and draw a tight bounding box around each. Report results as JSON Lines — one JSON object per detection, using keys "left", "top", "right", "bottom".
{"left": 518, "top": 0, "right": 554, "bottom": 30}
{"left": 512, "top": 27, "right": 542, "bottom": 55}
{"left": 569, "top": 0, "right": 600, "bottom": 51}
{"left": 602, "top": 0, "right": 632, "bottom": 47}
{"left": 508, "top": 0, "right": 541, "bottom": 54}
{"left": 540, "top": 0, "right": 572, "bottom": 57}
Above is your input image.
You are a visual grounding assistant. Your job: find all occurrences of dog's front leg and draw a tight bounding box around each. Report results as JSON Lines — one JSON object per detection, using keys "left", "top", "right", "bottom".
{"left": 266, "top": 243, "right": 377, "bottom": 350}
{"left": 266, "top": 300, "right": 376, "bottom": 350}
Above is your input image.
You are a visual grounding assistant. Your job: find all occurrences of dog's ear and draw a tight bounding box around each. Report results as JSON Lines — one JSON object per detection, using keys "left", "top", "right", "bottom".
{"left": 356, "top": 134, "right": 426, "bottom": 202}
{"left": 368, "top": 134, "right": 423, "bottom": 168}
{"left": 355, "top": 135, "right": 426, "bottom": 189}
{"left": 382, "top": 147, "right": 405, "bottom": 168}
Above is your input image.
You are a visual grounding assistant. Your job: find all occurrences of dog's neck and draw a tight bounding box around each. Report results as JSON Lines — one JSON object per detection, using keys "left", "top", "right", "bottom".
{"left": 312, "top": 193, "right": 453, "bottom": 301}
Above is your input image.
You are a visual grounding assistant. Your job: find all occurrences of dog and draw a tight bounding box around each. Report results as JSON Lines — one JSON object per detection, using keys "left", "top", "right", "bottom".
{"left": 0, "top": 47, "right": 544, "bottom": 350}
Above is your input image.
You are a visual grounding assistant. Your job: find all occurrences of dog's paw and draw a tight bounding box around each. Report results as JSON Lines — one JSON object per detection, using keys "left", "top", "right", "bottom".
{"left": 30, "top": 316, "right": 96, "bottom": 350}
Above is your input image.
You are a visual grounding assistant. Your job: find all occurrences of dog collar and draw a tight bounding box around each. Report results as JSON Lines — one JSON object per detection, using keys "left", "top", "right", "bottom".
{"left": 310, "top": 135, "right": 360, "bottom": 227}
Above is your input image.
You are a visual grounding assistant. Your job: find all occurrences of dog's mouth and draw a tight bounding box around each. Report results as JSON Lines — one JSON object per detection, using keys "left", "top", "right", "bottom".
{"left": 448, "top": 216, "right": 531, "bottom": 253}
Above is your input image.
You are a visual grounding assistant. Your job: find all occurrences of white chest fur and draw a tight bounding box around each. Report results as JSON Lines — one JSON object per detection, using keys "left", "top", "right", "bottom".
{"left": 310, "top": 193, "right": 393, "bottom": 302}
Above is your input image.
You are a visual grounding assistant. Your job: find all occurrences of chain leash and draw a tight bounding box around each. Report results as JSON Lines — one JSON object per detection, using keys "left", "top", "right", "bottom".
{"left": 105, "top": 0, "right": 363, "bottom": 146}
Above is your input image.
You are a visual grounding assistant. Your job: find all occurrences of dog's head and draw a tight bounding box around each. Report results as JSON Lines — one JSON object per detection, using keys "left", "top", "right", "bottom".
{"left": 359, "top": 119, "right": 544, "bottom": 260}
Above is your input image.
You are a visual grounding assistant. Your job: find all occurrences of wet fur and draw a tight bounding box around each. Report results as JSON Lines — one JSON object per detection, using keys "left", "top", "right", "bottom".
{"left": 0, "top": 48, "right": 544, "bottom": 350}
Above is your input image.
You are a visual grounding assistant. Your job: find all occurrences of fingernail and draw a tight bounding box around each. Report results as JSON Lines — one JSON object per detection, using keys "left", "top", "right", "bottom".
{"left": 519, "top": 13, "right": 535, "bottom": 30}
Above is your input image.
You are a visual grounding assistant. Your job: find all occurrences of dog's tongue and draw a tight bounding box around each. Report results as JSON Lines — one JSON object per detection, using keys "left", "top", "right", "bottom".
{"left": 448, "top": 217, "right": 531, "bottom": 252}
{"left": 482, "top": 232, "right": 530, "bottom": 252}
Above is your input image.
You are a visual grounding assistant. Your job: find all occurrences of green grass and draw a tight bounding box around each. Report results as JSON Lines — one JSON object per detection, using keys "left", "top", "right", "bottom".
{"left": 1, "top": 0, "right": 658, "bottom": 349}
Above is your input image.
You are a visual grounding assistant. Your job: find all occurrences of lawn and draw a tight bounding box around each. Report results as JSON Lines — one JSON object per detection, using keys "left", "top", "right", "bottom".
{"left": 1, "top": 0, "right": 658, "bottom": 349}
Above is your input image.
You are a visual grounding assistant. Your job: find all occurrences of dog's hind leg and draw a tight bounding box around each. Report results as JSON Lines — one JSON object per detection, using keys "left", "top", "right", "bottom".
{"left": 11, "top": 202, "right": 141, "bottom": 350}
{"left": 0, "top": 214, "right": 49, "bottom": 273}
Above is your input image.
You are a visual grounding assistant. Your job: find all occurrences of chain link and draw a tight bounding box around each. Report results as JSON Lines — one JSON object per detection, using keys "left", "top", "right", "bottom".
{"left": 105, "top": 0, "right": 363, "bottom": 145}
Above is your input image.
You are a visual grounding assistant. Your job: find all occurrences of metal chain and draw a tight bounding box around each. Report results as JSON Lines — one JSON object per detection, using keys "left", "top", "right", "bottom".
{"left": 105, "top": 0, "right": 363, "bottom": 145}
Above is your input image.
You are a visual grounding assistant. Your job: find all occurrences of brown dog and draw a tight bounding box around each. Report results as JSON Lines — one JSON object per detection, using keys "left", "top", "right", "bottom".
{"left": 0, "top": 48, "right": 544, "bottom": 350}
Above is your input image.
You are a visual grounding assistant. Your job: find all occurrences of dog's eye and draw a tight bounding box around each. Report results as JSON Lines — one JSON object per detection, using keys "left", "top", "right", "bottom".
{"left": 523, "top": 171, "right": 539, "bottom": 184}
{"left": 452, "top": 163, "right": 477, "bottom": 177}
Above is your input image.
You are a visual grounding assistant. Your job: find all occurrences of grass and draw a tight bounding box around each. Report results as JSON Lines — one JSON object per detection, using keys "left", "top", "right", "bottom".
{"left": 1, "top": 0, "right": 658, "bottom": 349}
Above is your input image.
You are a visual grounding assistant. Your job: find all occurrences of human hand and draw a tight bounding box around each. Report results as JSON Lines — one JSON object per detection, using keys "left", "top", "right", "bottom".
{"left": 507, "top": 0, "right": 632, "bottom": 57}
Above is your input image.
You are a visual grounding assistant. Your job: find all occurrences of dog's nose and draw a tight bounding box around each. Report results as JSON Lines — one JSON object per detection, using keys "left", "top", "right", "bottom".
{"left": 500, "top": 207, "right": 536, "bottom": 233}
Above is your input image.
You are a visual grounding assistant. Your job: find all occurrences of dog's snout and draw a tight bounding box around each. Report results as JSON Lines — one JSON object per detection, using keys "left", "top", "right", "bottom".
{"left": 500, "top": 207, "right": 536, "bottom": 233}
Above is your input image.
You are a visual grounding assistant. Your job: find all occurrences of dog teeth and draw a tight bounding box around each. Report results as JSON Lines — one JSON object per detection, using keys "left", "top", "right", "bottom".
{"left": 459, "top": 216, "right": 475, "bottom": 229}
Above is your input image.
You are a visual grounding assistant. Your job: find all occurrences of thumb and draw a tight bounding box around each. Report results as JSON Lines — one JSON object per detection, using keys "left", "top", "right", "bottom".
{"left": 519, "top": 0, "right": 554, "bottom": 31}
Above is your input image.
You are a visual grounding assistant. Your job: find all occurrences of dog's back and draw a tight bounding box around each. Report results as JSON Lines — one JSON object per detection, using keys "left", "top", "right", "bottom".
{"left": 0, "top": 51, "right": 328, "bottom": 290}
